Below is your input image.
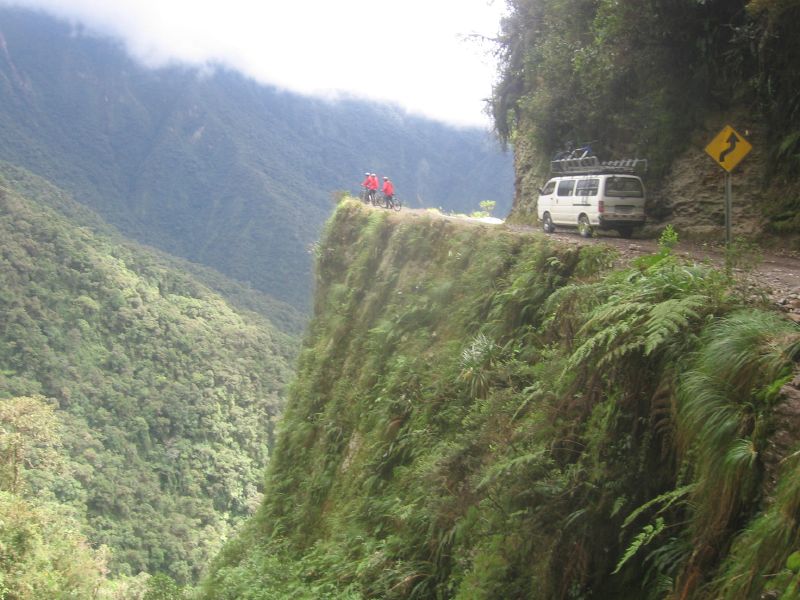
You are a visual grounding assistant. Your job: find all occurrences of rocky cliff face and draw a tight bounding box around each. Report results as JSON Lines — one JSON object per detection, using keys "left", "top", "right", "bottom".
{"left": 652, "top": 114, "right": 767, "bottom": 238}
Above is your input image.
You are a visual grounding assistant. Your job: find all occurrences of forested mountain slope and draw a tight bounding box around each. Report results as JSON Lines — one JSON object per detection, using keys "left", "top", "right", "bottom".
{"left": 0, "top": 7, "right": 513, "bottom": 308}
{"left": 0, "top": 163, "right": 296, "bottom": 584}
{"left": 202, "top": 200, "right": 800, "bottom": 599}
{"left": 492, "top": 0, "right": 800, "bottom": 238}
{"left": 1, "top": 159, "right": 306, "bottom": 335}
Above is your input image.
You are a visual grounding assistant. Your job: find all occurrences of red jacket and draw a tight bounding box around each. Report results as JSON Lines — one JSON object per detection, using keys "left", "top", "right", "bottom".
{"left": 382, "top": 179, "right": 394, "bottom": 195}
{"left": 361, "top": 175, "right": 371, "bottom": 188}
{"left": 368, "top": 175, "right": 379, "bottom": 190}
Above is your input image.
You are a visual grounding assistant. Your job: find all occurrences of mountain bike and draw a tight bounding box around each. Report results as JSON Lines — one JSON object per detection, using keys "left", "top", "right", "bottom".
{"left": 360, "top": 187, "right": 377, "bottom": 204}
{"left": 553, "top": 141, "right": 596, "bottom": 160}
{"left": 383, "top": 195, "right": 401, "bottom": 211}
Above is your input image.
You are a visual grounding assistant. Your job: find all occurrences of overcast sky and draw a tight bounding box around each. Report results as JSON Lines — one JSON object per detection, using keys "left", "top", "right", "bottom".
{"left": 3, "top": 0, "right": 506, "bottom": 127}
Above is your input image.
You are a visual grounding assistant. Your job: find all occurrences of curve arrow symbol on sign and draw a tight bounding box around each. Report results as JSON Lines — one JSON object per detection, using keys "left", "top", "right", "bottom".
{"left": 705, "top": 125, "right": 752, "bottom": 172}
{"left": 719, "top": 132, "right": 739, "bottom": 163}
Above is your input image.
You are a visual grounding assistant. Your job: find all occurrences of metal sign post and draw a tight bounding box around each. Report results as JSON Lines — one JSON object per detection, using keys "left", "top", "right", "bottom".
{"left": 704, "top": 124, "right": 752, "bottom": 248}
{"left": 724, "top": 172, "right": 732, "bottom": 246}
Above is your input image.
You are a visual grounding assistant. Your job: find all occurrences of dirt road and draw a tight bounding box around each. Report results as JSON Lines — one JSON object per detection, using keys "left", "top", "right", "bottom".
{"left": 528, "top": 228, "right": 800, "bottom": 312}
{"left": 390, "top": 204, "right": 800, "bottom": 318}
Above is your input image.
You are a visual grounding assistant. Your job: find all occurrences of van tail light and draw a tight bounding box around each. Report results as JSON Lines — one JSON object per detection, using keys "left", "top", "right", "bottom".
{"left": 598, "top": 200, "right": 604, "bottom": 214}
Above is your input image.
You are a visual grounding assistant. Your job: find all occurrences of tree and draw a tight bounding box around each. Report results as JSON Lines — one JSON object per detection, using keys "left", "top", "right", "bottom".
{"left": 0, "top": 396, "right": 61, "bottom": 493}
{"left": 143, "top": 573, "right": 185, "bottom": 600}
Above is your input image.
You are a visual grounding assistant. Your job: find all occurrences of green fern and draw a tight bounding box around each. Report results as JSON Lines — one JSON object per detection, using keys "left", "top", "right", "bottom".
{"left": 613, "top": 517, "right": 666, "bottom": 574}
{"left": 643, "top": 295, "right": 705, "bottom": 355}
{"left": 556, "top": 256, "right": 729, "bottom": 389}
{"left": 621, "top": 485, "right": 695, "bottom": 529}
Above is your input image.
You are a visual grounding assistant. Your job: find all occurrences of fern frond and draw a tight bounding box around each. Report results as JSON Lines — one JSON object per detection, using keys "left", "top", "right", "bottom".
{"left": 621, "top": 485, "right": 695, "bottom": 530}
{"left": 567, "top": 316, "right": 643, "bottom": 371}
{"left": 613, "top": 517, "right": 666, "bottom": 574}
{"left": 475, "top": 449, "right": 548, "bottom": 491}
{"left": 643, "top": 295, "right": 705, "bottom": 356}
{"left": 598, "top": 339, "right": 647, "bottom": 368}
{"left": 576, "top": 301, "right": 650, "bottom": 339}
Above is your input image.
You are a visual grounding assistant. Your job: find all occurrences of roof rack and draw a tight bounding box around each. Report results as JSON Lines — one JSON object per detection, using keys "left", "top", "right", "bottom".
{"left": 550, "top": 157, "right": 648, "bottom": 175}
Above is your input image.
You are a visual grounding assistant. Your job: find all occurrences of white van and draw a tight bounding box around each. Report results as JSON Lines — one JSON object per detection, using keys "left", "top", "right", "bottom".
{"left": 537, "top": 173, "right": 646, "bottom": 238}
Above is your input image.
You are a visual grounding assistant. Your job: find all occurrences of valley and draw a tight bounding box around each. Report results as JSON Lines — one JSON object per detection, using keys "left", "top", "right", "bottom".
{"left": 2, "top": 0, "right": 800, "bottom": 598}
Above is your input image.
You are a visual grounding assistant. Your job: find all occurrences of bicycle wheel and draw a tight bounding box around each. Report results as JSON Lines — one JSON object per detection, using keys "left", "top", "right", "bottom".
{"left": 392, "top": 197, "right": 401, "bottom": 211}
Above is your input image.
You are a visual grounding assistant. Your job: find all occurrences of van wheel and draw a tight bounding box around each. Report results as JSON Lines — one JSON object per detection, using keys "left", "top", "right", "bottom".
{"left": 578, "top": 215, "right": 592, "bottom": 238}
{"left": 618, "top": 225, "right": 634, "bottom": 239}
{"left": 542, "top": 213, "right": 555, "bottom": 233}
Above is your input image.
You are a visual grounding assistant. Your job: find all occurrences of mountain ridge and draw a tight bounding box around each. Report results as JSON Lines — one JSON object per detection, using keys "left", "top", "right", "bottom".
{"left": 0, "top": 159, "right": 306, "bottom": 334}
{"left": 0, "top": 6, "right": 514, "bottom": 308}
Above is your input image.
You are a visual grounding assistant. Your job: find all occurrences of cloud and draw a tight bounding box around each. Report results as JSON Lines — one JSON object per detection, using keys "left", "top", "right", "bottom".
{"left": 2, "top": 0, "right": 505, "bottom": 126}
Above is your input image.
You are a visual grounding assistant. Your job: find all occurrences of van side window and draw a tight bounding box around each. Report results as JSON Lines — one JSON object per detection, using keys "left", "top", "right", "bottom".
{"left": 556, "top": 180, "right": 575, "bottom": 196}
{"left": 575, "top": 178, "right": 599, "bottom": 196}
{"left": 541, "top": 181, "right": 556, "bottom": 195}
{"left": 605, "top": 177, "right": 644, "bottom": 197}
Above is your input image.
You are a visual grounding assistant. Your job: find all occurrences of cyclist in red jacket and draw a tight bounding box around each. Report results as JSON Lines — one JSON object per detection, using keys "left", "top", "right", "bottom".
{"left": 368, "top": 173, "right": 379, "bottom": 203}
{"left": 382, "top": 176, "right": 394, "bottom": 204}
{"left": 360, "top": 172, "right": 372, "bottom": 202}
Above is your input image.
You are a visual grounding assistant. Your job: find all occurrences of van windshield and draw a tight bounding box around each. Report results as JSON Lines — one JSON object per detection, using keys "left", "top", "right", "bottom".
{"left": 605, "top": 177, "right": 643, "bottom": 197}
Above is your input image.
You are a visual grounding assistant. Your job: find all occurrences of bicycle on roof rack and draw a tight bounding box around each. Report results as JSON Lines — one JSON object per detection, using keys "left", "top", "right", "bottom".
{"left": 553, "top": 140, "right": 597, "bottom": 161}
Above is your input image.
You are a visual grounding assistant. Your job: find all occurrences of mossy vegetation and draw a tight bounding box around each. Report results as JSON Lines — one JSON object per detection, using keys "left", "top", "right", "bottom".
{"left": 203, "top": 199, "right": 800, "bottom": 599}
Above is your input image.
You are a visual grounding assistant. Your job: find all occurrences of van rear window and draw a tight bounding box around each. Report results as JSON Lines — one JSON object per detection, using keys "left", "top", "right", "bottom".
{"left": 575, "top": 178, "right": 599, "bottom": 196}
{"left": 605, "top": 177, "right": 643, "bottom": 197}
{"left": 557, "top": 180, "right": 575, "bottom": 196}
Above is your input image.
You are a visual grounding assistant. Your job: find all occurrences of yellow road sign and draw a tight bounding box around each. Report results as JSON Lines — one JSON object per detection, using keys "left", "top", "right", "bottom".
{"left": 705, "top": 125, "right": 752, "bottom": 172}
